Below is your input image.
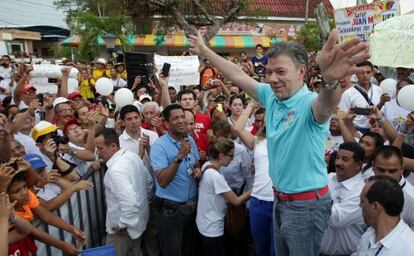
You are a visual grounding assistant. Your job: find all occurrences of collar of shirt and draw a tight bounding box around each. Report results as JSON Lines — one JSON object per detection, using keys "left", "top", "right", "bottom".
{"left": 120, "top": 129, "right": 141, "bottom": 142}
{"left": 371, "top": 219, "right": 405, "bottom": 250}
{"left": 339, "top": 172, "right": 363, "bottom": 191}
{"left": 276, "top": 84, "right": 310, "bottom": 108}
{"left": 106, "top": 148, "right": 126, "bottom": 168}
{"left": 399, "top": 177, "right": 407, "bottom": 188}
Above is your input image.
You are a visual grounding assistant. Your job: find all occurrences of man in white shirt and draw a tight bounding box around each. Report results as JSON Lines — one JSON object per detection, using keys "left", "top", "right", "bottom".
{"left": 354, "top": 175, "right": 414, "bottom": 255}
{"left": 118, "top": 105, "right": 159, "bottom": 171}
{"left": 110, "top": 68, "right": 127, "bottom": 91}
{"left": 95, "top": 128, "right": 152, "bottom": 256}
{"left": 321, "top": 142, "right": 366, "bottom": 255}
{"left": 372, "top": 145, "right": 414, "bottom": 230}
{"left": 118, "top": 104, "right": 159, "bottom": 256}
{"left": 339, "top": 61, "right": 383, "bottom": 133}
{"left": 0, "top": 55, "right": 13, "bottom": 96}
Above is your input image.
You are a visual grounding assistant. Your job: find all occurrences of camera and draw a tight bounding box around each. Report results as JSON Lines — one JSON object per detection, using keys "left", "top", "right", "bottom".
{"left": 52, "top": 134, "right": 69, "bottom": 145}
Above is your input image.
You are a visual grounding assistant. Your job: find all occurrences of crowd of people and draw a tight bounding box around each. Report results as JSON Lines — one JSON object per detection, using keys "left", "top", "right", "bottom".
{"left": 0, "top": 27, "right": 414, "bottom": 256}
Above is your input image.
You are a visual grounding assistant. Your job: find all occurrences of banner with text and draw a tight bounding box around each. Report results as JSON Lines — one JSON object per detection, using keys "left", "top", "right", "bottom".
{"left": 154, "top": 55, "right": 200, "bottom": 91}
{"left": 369, "top": 15, "right": 414, "bottom": 68}
{"left": 334, "top": 0, "right": 400, "bottom": 43}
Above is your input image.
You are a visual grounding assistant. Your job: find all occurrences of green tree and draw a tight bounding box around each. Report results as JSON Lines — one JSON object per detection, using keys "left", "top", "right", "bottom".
{"left": 55, "top": 0, "right": 269, "bottom": 43}
{"left": 72, "top": 12, "right": 133, "bottom": 61}
{"left": 298, "top": 21, "right": 322, "bottom": 51}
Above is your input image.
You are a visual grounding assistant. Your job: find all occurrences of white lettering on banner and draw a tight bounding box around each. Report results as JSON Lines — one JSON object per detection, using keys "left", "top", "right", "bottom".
{"left": 154, "top": 55, "right": 200, "bottom": 92}
{"left": 334, "top": 0, "right": 400, "bottom": 43}
{"left": 369, "top": 14, "right": 414, "bottom": 69}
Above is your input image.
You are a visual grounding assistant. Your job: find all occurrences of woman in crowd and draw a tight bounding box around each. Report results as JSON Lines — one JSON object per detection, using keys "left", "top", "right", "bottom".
{"left": 232, "top": 100, "right": 274, "bottom": 256}
{"left": 196, "top": 137, "right": 251, "bottom": 256}
{"left": 211, "top": 120, "right": 252, "bottom": 256}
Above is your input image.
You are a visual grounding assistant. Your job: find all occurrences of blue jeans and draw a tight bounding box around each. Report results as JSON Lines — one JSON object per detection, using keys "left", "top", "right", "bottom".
{"left": 250, "top": 197, "right": 275, "bottom": 256}
{"left": 273, "top": 192, "right": 332, "bottom": 256}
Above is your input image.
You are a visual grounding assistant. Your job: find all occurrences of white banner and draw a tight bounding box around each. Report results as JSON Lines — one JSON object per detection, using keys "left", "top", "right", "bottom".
{"left": 31, "top": 64, "right": 79, "bottom": 78}
{"left": 370, "top": 14, "right": 414, "bottom": 68}
{"left": 334, "top": 0, "right": 400, "bottom": 43}
{"left": 154, "top": 55, "right": 200, "bottom": 91}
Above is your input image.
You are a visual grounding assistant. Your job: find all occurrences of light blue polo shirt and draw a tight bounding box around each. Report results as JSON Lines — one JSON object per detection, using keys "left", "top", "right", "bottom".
{"left": 150, "top": 133, "right": 199, "bottom": 203}
{"left": 257, "top": 83, "right": 329, "bottom": 193}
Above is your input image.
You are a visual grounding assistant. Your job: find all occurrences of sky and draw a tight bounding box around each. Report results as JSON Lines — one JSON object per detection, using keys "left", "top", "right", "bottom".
{"left": 330, "top": 0, "right": 414, "bottom": 14}
{"left": 0, "top": 0, "right": 67, "bottom": 28}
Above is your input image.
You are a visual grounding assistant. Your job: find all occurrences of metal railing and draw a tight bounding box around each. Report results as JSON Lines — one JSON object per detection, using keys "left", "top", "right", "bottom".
{"left": 33, "top": 166, "right": 107, "bottom": 256}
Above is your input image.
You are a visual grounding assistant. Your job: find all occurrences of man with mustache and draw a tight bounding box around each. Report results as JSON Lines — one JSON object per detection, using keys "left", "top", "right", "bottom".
{"left": 320, "top": 142, "right": 366, "bottom": 255}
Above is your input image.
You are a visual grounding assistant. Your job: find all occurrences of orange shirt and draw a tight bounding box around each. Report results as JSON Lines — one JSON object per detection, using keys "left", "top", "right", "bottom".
{"left": 199, "top": 66, "right": 217, "bottom": 87}
{"left": 15, "top": 190, "right": 39, "bottom": 222}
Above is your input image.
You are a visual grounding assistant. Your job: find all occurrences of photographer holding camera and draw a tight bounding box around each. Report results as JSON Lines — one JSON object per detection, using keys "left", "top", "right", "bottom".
{"left": 31, "top": 121, "right": 80, "bottom": 185}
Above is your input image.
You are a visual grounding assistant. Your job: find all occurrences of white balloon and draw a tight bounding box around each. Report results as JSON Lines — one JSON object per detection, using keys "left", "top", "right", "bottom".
{"left": 397, "top": 84, "right": 414, "bottom": 111}
{"left": 67, "top": 78, "right": 79, "bottom": 93}
{"left": 114, "top": 88, "right": 134, "bottom": 108}
{"left": 95, "top": 77, "right": 113, "bottom": 96}
{"left": 380, "top": 78, "right": 397, "bottom": 98}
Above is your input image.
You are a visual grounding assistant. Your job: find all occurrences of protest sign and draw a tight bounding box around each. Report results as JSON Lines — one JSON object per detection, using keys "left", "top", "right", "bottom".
{"left": 334, "top": 0, "right": 400, "bottom": 43}
{"left": 369, "top": 14, "right": 414, "bottom": 68}
{"left": 154, "top": 55, "right": 200, "bottom": 91}
{"left": 30, "top": 65, "right": 79, "bottom": 93}
{"left": 31, "top": 65, "right": 78, "bottom": 78}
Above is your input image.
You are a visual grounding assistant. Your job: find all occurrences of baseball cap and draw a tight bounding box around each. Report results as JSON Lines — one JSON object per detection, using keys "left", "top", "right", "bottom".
{"left": 23, "top": 153, "right": 47, "bottom": 170}
{"left": 63, "top": 118, "right": 81, "bottom": 136}
{"left": 53, "top": 97, "right": 71, "bottom": 109}
{"left": 139, "top": 94, "right": 152, "bottom": 103}
{"left": 68, "top": 92, "right": 82, "bottom": 100}
{"left": 22, "top": 85, "right": 36, "bottom": 94}
{"left": 31, "top": 121, "right": 57, "bottom": 141}
{"left": 96, "top": 58, "right": 107, "bottom": 65}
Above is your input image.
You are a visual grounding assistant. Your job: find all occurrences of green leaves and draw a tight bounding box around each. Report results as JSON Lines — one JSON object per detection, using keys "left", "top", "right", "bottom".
{"left": 72, "top": 12, "right": 134, "bottom": 60}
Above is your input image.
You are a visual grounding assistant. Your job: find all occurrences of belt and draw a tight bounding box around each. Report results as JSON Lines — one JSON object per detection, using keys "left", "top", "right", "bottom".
{"left": 273, "top": 185, "right": 329, "bottom": 202}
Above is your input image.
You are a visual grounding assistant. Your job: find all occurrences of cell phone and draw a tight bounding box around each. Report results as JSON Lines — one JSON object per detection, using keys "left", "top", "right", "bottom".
{"left": 354, "top": 107, "right": 372, "bottom": 116}
{"left": 216, "top": 103, "right": 223, "bottom": 112}
{"left": 162, "top": 63, "right": 171, "bottom": 77}
{"left": 48, "top": 78, "right": 58, "bottom": 83}
{"left": 36, "top": 94, "right": 44, "bottom": 106}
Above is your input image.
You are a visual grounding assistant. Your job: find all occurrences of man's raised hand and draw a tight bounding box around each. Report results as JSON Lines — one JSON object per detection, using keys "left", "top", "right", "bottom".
{"left": 319, "top": 29, "right": 370, "bottom": 83}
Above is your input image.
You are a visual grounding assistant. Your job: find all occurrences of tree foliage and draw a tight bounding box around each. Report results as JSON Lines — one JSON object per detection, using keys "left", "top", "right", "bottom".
{"left": 72, "top": 12, "right": 133, "bottom": 61}
{"left": 55, "top": 0, "right": 269, "bottom": 43}
{"left": 298, "top": 21, "right": 322, "bottom": 51}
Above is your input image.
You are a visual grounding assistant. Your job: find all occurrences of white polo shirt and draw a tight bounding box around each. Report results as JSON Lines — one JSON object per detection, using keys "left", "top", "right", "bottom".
{"left": 354, "top": 219, "right": 414, "bottom": 256}
{"left": 321, "top": 172, "right": 366, "bottom": 255}
{"left": 339, "top": 84, "right": 383, "bottom": 129}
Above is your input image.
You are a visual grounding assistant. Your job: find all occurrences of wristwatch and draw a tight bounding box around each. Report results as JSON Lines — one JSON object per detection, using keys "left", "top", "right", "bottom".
{"left": 71, "top": 148, "right": 79, "bottom": 156}
{"left": 321, "top": 80, "right": 339, "bottom": 91}
{"left": 174, "top": 156, "right": 183, "bottom": 164}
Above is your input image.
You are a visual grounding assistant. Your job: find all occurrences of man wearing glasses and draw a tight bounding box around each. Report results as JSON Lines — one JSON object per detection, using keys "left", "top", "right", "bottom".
{"left": 53, "top": 97, "right": 74, "bottom": 131}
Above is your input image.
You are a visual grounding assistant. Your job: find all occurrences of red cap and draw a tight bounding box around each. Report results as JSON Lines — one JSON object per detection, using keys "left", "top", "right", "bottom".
{"left": 22, "top": 85, "right": 36, "bottom": 94}
{"left": 68, "top": 92, "right": 82, "bottom": 100}
{"left": 63, "top": 118, "right": 81, "bottom": 136}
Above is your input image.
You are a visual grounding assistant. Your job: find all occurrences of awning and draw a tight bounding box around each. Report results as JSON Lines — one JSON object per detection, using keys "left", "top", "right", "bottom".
{"left": 61, "top": 34, "right": 272, "bottom": 48}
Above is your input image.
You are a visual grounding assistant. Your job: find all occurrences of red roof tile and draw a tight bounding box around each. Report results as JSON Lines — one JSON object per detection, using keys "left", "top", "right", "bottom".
{"left": 179, "top": 0, "right": 333, "bottom": 20}
{"left": 246, "top": 0, "right": 333, "bottom": 18}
